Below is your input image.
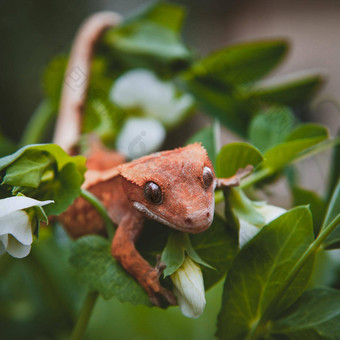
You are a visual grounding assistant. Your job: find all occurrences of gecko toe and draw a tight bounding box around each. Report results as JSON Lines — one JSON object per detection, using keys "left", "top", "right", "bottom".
{"left": 155, "top": 254, "right": 167, "bottom": 278}
{"left": 149, "top": 294, "right": 162, "bottom": 307}
{"left": 162, "top": 289, "right": 177, "bottom": 306}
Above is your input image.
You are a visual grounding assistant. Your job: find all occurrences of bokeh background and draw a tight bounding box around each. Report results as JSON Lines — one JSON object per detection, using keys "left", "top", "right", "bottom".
{"left": 0, "top": 1, "right": 340, "bottom": 339}
{"left": 1, "top": 0, "right": 339, "bottom": 197}
{"left": 1, "top": 0, "right": 340, "bottom": 140}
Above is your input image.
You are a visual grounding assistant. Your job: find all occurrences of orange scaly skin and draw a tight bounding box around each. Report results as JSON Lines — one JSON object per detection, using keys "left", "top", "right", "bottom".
{"left": 54, "top": 12, "right": 253, "bottom": 306}
{"left": 60, "top": 142, "right": 252, "bottom": 306}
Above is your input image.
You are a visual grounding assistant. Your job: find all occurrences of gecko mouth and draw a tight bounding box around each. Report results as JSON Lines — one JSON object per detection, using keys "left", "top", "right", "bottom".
{"left": 132, "top": 201, "right": 213, "bottom": 233}
{"left": 133, "top": 202, "right": 179, "bottom": 229}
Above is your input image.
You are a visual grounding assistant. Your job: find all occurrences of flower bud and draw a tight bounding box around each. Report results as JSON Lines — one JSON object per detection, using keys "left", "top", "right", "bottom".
{"left": 171, "top": 256, "right": 206, "bottom": 318}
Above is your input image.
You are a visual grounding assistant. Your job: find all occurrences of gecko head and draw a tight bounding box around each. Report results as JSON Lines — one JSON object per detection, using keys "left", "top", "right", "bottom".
{"left": 117, "top": 143, "right": 215, "bottom": 233}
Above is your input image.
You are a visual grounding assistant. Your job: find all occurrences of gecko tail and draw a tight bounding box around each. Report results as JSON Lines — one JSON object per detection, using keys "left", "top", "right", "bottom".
{"left": 53, "top": 12, "right": 122, "bottom": 154}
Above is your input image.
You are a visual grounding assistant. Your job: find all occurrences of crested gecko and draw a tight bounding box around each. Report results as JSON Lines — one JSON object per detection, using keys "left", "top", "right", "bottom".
{"left": 53, "top": 12, "right": 253, "bottom": 306}
{"left": 60, "top": 141, "right": 252, "bottom": 306}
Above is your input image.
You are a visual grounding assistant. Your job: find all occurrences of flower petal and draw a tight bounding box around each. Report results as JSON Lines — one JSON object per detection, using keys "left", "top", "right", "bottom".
{"left": 239, "top": 219, "right": 261, "bottom": 248}
{"left": 116, "top": 117, "right": 166, "bottom": 159}
{"left": 257, "top": 204, "right": 287, "bottom": 224}
{"left": 6, "top": 235, "right": 31, "bottom": 258}
{"left": 0, "top": 196, "right": 53, "bottom": 217}
{"left": 110, "top": 69, "right": 193, "bottom": 128}
{"left": 0, "top": 210, "right": 32, "bottom": 245}
{"left": 239, "top": 204, "right": 287, "bottom": 247}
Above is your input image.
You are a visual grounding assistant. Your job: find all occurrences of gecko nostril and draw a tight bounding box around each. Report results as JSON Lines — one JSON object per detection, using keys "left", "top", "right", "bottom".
{"left": 206, "top": 212, "right": 210, "bottom": 218}
{"left": 185, "top": 218, "right": 192, "bottom": 224}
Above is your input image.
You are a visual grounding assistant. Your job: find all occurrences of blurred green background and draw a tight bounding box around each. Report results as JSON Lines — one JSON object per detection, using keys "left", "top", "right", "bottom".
{"left": 1, "top": 0, "right": 340, "bottom": 142}
{"left": 1, "top": 1, "right": 340, "bottom": 339}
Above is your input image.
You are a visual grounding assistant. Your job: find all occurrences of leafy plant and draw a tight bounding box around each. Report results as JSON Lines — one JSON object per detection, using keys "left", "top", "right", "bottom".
{"left": 0, "top": 1, "right": 339, "bottom": 340}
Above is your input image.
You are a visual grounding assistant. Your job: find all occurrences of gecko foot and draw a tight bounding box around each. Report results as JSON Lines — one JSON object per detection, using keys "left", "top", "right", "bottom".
{"left": 143, "top": 268, "right": 177, "bottom": 307}
{"left": 149, "top": 287, "right": 177, "bottom": 308}
{"left": 216, "top": 164, "right": 254, "bottom": 189}
{"left": 155, "top": 254, "right": 167, "bottom": 278}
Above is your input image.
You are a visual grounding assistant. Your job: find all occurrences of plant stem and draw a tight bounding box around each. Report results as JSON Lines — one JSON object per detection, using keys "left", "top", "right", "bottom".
{"left": 20, "top": 99, "right": 55, "bottom": 146}
{"left": 71, "top": 290, "right": 99, "bottom": 340}
{"left": 253, "top": 213, "right": 340, "bottom": 338}
{"left": 241, "top": 137, "right": 340, "bottom": 189}
{"left": 80, "top": 188, "right": 115, "bottom": 240}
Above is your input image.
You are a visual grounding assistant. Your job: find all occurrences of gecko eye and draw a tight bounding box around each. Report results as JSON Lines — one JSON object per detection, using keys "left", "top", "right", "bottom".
{"left": 144, "top": 181, "right": 162, "bottom": 204}
{"left": 203, "top": 167, "right": 214, "bottom": 188}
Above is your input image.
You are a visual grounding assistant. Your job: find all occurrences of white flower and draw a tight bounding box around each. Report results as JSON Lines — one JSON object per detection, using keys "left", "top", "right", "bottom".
{"left": 116, "top": 117, "right": 166, "bottom": 159}
{"left": 171, "top": 256, "right": 206, "bottom": 318}
{"left": 239, "top": 204, "right": 287, "bottom": 248}
{"left": 110, "top": 69, "right": 194, "bottom": 128}
{"left": 0, "top": 196, "right": 53, "bottom": 258}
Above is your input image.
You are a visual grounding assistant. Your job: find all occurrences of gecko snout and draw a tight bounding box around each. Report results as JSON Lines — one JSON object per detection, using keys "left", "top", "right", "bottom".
{"left": 183, "top": 207, "right": 214, "bottom": 233}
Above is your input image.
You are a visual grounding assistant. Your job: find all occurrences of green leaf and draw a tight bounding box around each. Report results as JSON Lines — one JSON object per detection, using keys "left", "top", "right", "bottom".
{"left": 0, "top": 144, "right": 85, "bottom": 173}
{"left": 186, "top": 125, "right": 217, "bottom": 168}
{"left": 104, "top": 2, "right": 190, "bottom": 71}
{"left": 292, "top": 186, "right": 327, "bottom": 236}
{"left": 35, "top": 162, "right": 84, "bottom": 215}
{"left": 124, "top": 1, "right": 185, "bottom": 32}
{"left": 286, "top": 123, "right": 329, "bottom": 141}
{"left": 217, "top": 142, "right": 263, "bottom": 178}
{"left": 2, "top": 150, "right": 52, "bottom": 188}
{"left": 246, "top": 71, "right": 324, "bottom": 107}
{"left": 271, "top": 287, "right": 340, "bottom": 339}
{"left": 191, "top": 213, "right": 239, "bottom": 290}
{"left": 70, "top": 235, "right": 151, "bottom": 306}
{"left": 322, "top": 178, "right": 340, "bottom": 249}
{"left": 161, "top": 231, "right": 186, "bottom": 277}
{"left": 0, "top": 144, "right": 86, "bottom": 215}
{"left": 262, "top": 124, "right": 329, "bottom": 170}
{"left": 185, "top": 39, "right": 288, "bottom": 85}
{"left": 107, "top": 23, "right": 190, "bottom": 60}
{"left": 161, "top": 231, "right": 213, "bottom": 277}
{"left": 181, "top": 78, "right": 254, "bottom": 136}
{"left": 181, "top": 40, "right": 288, "bottom": 136}
{"left": 216, "top": 206, "right": 314, "bottom": 340}
{"left": 248, "top": 106, "right": 295, "bottom": 152}
{"left": 242, "top": 134, "right": 340, "bottom": 189}
{"left": 327, "top": 129, "right": 340, "bottom": 200}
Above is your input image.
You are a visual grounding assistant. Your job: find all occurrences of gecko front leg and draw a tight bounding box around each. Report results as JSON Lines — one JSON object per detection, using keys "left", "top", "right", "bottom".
{"left": 112, "top": 213, "right": 176, "bottom": 307}
{"left": 215, "top": 165, "right": 254, "bottom": 189}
